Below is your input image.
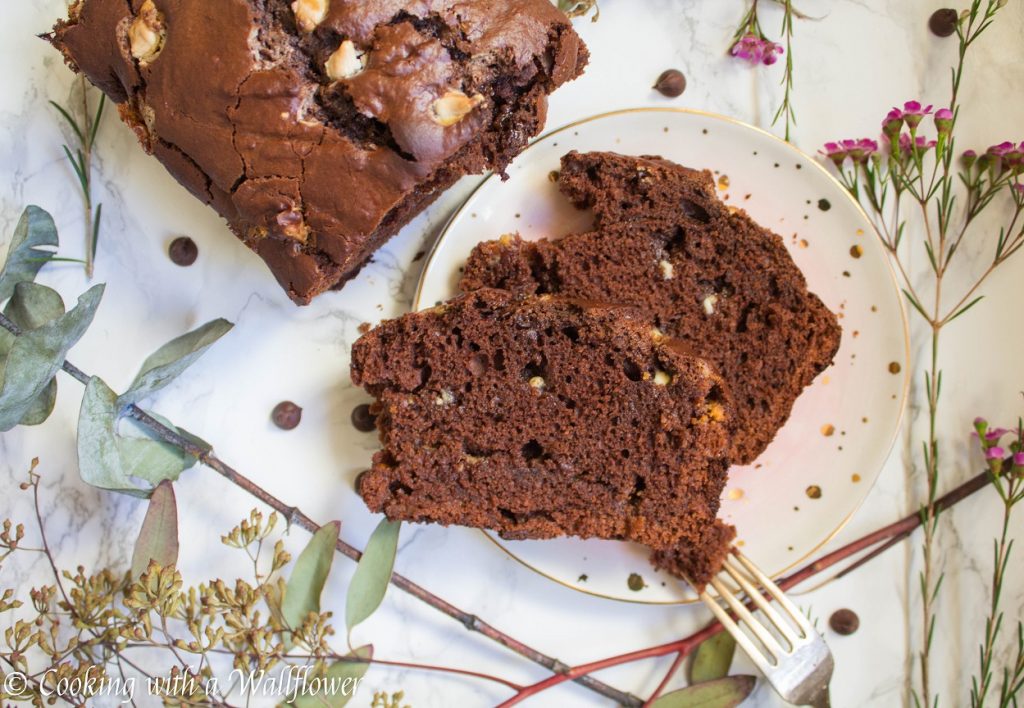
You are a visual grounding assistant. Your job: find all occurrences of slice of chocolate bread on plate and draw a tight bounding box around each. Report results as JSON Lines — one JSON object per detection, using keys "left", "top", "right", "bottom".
{"left": 351, "top": 287, "right": 733, "bottom": 562}
{"left": 49, "top": 0, "right": 587, "bottom": 303}
{"left": 460, "top": 150, "right": 842, "bottom": 464}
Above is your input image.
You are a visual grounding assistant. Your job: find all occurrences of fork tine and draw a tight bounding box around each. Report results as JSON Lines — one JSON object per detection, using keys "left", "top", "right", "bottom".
{"left": 720, "top": 557, "right": 800, "bottom": 648}
{"left": 698, "top": 589, "right": 778, "bottom": 674}
{"left": 731, "top": 549, "right": 810, "bottom": 636}
{"left": 708, "top": 577, "right": 784, "bottom": 661}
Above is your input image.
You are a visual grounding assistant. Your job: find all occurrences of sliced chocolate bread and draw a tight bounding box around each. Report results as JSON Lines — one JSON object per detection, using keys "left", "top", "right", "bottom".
{"left": 350, "top": 287, "right": 733, "bottom": 554}
{"left": 460, "top": 151, "right": 842, "bottom": 464}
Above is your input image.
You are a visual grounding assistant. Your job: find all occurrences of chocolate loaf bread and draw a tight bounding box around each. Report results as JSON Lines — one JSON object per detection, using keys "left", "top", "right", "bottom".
{"left": 49, "top": 1, "right": 587, "bottom": 303}
{"left": 460, "top": 151, "right": 842, "bottom": 464}
{"left": 351, "top": 288, "right": 733, "bottom": 555}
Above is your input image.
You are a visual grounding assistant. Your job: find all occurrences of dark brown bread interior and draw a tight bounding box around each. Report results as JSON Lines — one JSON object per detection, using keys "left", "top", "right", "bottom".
{"left": 351, "top": 288, "right": 733, "bottom": 556}
{"left": 49, "top": 0, "right": 587, "bottom": 303}
{"left": 460, "top": 151, "right": 842, "bottom": 463}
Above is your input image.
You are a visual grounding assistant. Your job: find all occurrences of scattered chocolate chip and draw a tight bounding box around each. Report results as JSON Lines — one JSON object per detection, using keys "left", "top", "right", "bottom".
{"left": 351, "top": 403, "right": 377, "bottom": 432}
{"left": 929, "top": 8, "right": 959, "bottom": 38}
{"left": 850, "top": 244, "right": 864, "bottom": 258}
{"left": 168, "top": 236, "right": 198, "bottom": 266}
{"left": 412, "top": 250, "right": 426, "bottom": 262}
{"left": 653, "top": 69, "right": 687, "bottom": 98}
{"left": 577, "top": 573, "right": 588, "bottom": 582}
{"left": 829, "top": 608, "right": 860, "bottom": 635}
{"left": 627, "top": 572, "right": 646, "bottom": 591}
{"left": 271, "top": 401, "right": 302, "bottom": 430}
{"left": 888, "top": 361, "right": 902, "bottom": 374}
{"left": 806, "top": 484, "right": 822, "bottom": 499}
{"left": 818, "top": 198, "right": 832, "bottom": 211}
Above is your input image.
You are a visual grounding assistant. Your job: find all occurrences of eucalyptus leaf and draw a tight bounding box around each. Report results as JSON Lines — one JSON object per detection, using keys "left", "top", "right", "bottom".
{"left": 688, "top": 632, "right": 737, "bottom": 684}
{"left": 0, "top": 284, "right": 103, "bottom": 431}
{"left": 288, "top": 645, "right": 372, "bottom": 708}
{"left": 282, "top": 521, "right": 340, "bottom": 631}
{"left": 0, "top": 206, "right": 58, "bottom": 303}
{"left": 5, "top": 281, "right": 65, "bottom": 329}
{"left": 118, "top": 437, "right": 191, "bottom": 485}
{"left": 650, "top": 676, "right": 756, "bottom": 708}
{"left": 118, "top": 318, "right": 233, "bottom": 407}
{"left": 78, "top": 376, "right": 149, "bottom": 497}
{"left": 0, "top": 282, "right": 65, "bottom": 426}
{"left": 345, "top": 519, "right": 400, "bottom": 634}
{"left": 131, "top": 480, "right": 179, "bottom": 577}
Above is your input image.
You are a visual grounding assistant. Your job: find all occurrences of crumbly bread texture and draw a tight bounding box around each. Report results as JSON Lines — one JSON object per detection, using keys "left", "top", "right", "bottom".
{"left": 460, "top": 150, "right": 842, "bottom": 464}
{"left": 49, "top": 0, "right": 587, "bottom": 303}
{"left": 651, "top": 520, "right": 736, "bottom": 588}
{"left": 350, "top": 288, "right": 733, "bottom": 554}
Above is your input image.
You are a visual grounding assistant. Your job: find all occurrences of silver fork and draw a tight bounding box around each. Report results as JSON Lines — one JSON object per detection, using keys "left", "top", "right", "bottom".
{"left": 697, "top": 548, "right": 833, "bottom": 707}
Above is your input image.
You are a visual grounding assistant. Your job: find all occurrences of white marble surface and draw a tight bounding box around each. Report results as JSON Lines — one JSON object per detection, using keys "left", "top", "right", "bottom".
{"left": 2, "top": 1, "right": 1023, "bottom": 706}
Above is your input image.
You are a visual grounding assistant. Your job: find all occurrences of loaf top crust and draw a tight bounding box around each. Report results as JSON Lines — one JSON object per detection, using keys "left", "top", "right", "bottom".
{"left": 51, "top": 0, "right": 586, "bottom": 302}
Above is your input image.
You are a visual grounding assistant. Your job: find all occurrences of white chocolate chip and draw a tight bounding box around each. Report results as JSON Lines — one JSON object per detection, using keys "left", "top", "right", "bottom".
{"left": 528, "top": 376, "right": 546, "bottom": 391}
{"left": 650, "top": 327, "right": 665, "bottom": 342}
{"left": 128, "top": 0, "right": 165, "bottom": 65}
{"left": 653, "top": 370, "right": 672, "bottom": 386}
{"left": 435, "top": 389, "right": 455, "bottom": 406}
{"left": 291, "top": 0, "right": 328, "bottom": 32}
{"left": 702, "top": 293, "right": 718, "bottom": 315}
{"left": 325, "top": 40, "right": 364, "bottom": 80}
{"left": 658, "top": 259, "right": 674, "bottom": 280}
{"left": 430, "top": 90, "right": 485, "bottom": 127}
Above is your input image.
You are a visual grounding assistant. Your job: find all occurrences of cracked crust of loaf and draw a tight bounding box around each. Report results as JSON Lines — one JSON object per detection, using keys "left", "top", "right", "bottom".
{"left": 350, "top": 288, "right": 734, "bottom": 553}
{"left": 460, "top": 150, "right": 842, "bottom": 464}
{"left": 48, "top": 0, "right": 587, "bottom": 303}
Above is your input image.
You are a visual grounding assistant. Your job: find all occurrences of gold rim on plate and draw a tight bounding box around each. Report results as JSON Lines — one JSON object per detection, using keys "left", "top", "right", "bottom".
{"left": 411, "top": 106, "right": 911, "bottom": 605}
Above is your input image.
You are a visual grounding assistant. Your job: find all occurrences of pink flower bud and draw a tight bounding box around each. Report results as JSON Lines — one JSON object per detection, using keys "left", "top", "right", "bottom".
{"left": 961, "top": 149, "right": 978, "bottom": 169}
{"left": 1014, "top": 451, "right": 1024, "bottom": 467}
{"left": 986, "top": 446, "right": 1005, "bottom": 460}
{"left": 934, "top": 108, "right": 953, "bottom": 135}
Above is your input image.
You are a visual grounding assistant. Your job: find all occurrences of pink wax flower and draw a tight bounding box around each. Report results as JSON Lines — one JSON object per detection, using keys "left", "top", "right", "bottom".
{"left": 820, "top": 141, "right": 848, "bottom": 166}
{"left": 730, "top": 33, "right": 784, "bottom": 66}
{"left": 899, "top": 133, "right": 937, "bottom": 152}
{"left": 1014, "top": 451, "right": 1024, "bottom": 467}
{"left": 845, "top": 138, "right": 879, "bottom": 163}
{"left": 934, "top": 108, "right": 953, "bottom": 135}
{"left": 986, "top": 446, "right": 1005, "bottom": 460}
{"left": 882, "top": 108, "right": 904, "bottom": 138}
{"left": 961, "top": 149, "right": 978, "bottom": 168}
{"left": 899, "top": 100, "right": 934, "bottom": 129}
{"left": 987, "top": 141, "right": 1015, "bottom": 157}
{"left": 986, "top": 428, "right": 1010, "bottom": 442}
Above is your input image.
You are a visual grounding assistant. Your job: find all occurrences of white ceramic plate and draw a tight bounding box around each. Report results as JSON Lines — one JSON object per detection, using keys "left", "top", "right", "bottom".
{"left": 413, "top": 108, "right": 909, "bottom": 604}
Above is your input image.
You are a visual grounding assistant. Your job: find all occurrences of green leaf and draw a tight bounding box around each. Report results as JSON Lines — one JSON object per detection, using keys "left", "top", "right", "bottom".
{"left": 0, "top": 206, "right": 59, "bottom": 303}
{"left": 288, "top": 645, "right": 372, "bottom": 708}
{"left": 650, "top": 676, "right": 756, "bottom": 708}
{"left": 0, "top": 282, "right": 65, "bottom": 426}
{"left": 0, "top": 284, "right": 103, "bottom": 431}
{"left": 131, "top": 480, "right": 179, "bottom": 577}
{"left": 118, "top": 318, "right": 233, "bottom": 407}
{"left": 346, "top": 519, "right": 400, "bottom": 634}
{"left": 78, "top": 376, "right": 149, "bottom": 497}
{"left": 118, "top": 436, "right": 191, "bottom": 485}
{"left": 78, "top": 380, "right": 196, "bottom": 497}
{"left": 282, "top": 521, "right": 340, "bottom": 631}
{"left": 688, "top": 633, "right": 737, "bottom": 684}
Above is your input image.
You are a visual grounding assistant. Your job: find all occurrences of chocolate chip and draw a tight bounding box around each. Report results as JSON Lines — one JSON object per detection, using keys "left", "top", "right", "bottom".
{"left": 929, "top": 9, "right": 959, "bottom": 37}
{"left": 653, "top": 69, "right": 687, "bottom": 98}
{"left": 817, "top": 198, "right": 831, "bottom": 211}
{"left": 627, "top": 572, "right": 645, "bottom": 591}
{"left": 168, "top": 236, "right": 198, "bottom": 266}
{"left": 271, "top": 401, "right": 302, "bottom": 430}
{"left": 351, "top": 403, "right": 377, "bottom": 432}
{"left": 829, "top": 608, "right": 860, "bottom": 635}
